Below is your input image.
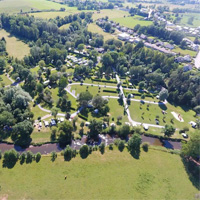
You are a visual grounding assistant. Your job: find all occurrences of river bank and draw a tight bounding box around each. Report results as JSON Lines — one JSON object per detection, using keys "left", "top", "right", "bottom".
{"left": 0, "top": 134, "right": 182, "bottom": 154}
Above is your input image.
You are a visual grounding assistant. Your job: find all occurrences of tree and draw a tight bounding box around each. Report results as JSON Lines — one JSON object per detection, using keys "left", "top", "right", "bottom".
{"left": 63, "top": 145, "right": 73, "bottom": 161}
{"left": 77, "top": 44, "right": 84, "bottom": 52}
{"left": 118, "top": 124, "right": 130, "bottom": 138}
{"left": 163, "top": 124, "right": 175, "bottom": 137}
{"left": 35, "top": 152, "right": 41, "bottom": 163}
{"left": 11, "top": 120, "right": 33, "bottom": 147}
{"left": 118, "top": 140, "right": 125, "bottom": 152}
{"left": 51, "top": 127, "right": 57, "bottom": 141}
{"left": 79, "top": 145, "right": 89, "bottom": 159}
{"left": 0, "top": 58, "right": 6, "bottom": 71}
{"left": 88, "top": 119, "right": 102, "bottom": 138}
{"left": 105, "top": 23, "right": 112, "bottom": 32}
{"left": 51, "top": 107, "right": 59, "bottom": 118}
{"left": 182, "top": 131, "right": 200, "bottom": 160}
{"left": 99, "top": 142, "right": 105, "bottom": 154}
{"left": 51, "top": 151, "right": 57, "bottom": 162}
{"left": 38, "top": 60, "right": 45, "bottom": 69}
{"left": 3, "top": 149, "right": 19, "bottom": 168}
{"left": 26, "top": 151, "right": 34, "bottom": 163}
{"left": 159, "top": 89, "right": 169, "bottom": 101}
{"left": 127, "top": 133, "right": 142, "bottom": 158}
{"left": 194, "top": 106, "right": 200, "bottom": 116}
{"left": 58, "top": 121, "right": 73, "bottom": 146}
{"left": 92, "top": 95, "right": 104, "bottom": 109}
{"left": 78, "top": 91, "right": 93, "bottom": 107}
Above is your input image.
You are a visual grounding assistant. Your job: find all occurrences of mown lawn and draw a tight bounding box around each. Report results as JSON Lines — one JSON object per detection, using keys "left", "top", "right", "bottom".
{"left": 0, "top": 73, "right": 12, "bottom": 86}
{"left": 0, "top": 149, "right": 198, "bottom": 199}
{"left": 112, "top": 15, "right": 153, "bottom": 28}
{"left": 0, "top": 29, "right": 30, "bottom": 59}
{"left": 129, "top": 101, "right": 196, "bottom": 135}
{"left": 173, "top": 47, "right": 197, "bottom": 57}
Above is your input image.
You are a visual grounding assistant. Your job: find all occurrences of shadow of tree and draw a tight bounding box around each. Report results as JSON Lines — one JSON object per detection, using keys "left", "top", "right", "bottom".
{"left": 182, "top": 157, "right": 200, "bottom": 190}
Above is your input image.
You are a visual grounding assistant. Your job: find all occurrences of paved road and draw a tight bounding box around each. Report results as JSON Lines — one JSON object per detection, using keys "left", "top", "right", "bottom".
{"left": 194, "top": 50, "right": 200, "bottom": 69}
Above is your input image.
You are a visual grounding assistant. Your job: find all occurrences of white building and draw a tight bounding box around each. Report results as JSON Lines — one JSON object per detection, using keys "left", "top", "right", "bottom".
{"left": 118, "top": 33, "right": 130, "bottom": 41}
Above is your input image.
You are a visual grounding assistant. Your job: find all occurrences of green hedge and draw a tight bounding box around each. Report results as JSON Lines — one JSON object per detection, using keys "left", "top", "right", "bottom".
{"left": 91, "top": 78, "right": 117, "bottom": 83}
{"left": 78, "top": 114, "right": 88, "bottom": 121}
{"left": 70, "top": 107, "right": 76, "bottom": 111}
{"left": 103, "top": 89, "right": 117, "bottom": 93}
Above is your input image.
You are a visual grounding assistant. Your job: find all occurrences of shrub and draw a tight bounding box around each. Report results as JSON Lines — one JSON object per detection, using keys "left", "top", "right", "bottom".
{"left": 51, "top": 151, "right": 57, "bottom": 162}
{"left": 26, "top": 151, "right": 34, "bottom": 164}
{"left": 99, "top": 143, "right": 105, "bottom": 154}
{"left": 118, "top": 140, "right": 125, "bottom": 152}
{"left": 78, "top": 114, "right": 88, "bottom": 121}
{"left": 35, "top": 152, "right": 41, "bottom": 163}
{"left": 0, "top": 150, "right": 2, "bottom": 160}
{"left": 142, "top": 142, "right": 149, "bottom": 152}
{"left": 63, "top": 145, "right": 73, "bottom": 161}
{"left": 92, "top": 145, "right": 98, "bottom": 151}
{"left": 109, "top": 143, "right": 113, "bottom": 150}
{"left": 72, "top": 149, "right": 77, "bottom": 158}
{"left": 103, "top": 89, "right": 117, "bottom": 93}
{"left": 3, "top": 149, "right": 19, "bottom": 168}
{"left": 20, "top": 152, "right": 26, "bottom": 165}
{"left": 80, "top": 145, "right": 89, "bottom": 159}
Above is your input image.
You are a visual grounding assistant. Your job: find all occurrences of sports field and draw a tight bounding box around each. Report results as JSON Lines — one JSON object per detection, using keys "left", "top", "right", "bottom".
{"left": 0, "top": 149, "right": 198, "bottom": 199}
{"left": 0, "top": 29, "right": 30, "bottom": 59}
{"left": 0, "top": 0, "right": 74, "bottom": 13}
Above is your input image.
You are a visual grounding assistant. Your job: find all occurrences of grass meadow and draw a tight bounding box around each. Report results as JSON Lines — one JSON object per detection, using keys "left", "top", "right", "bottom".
{"left": 0, "top": 0, "right": 75, "bottom": 13}
{"left": 0, "top": 29, "right": 30, "bottom": 59}
{"left": 112, "top": 15, "right": 153, "bottom": 28}
{"left": 0, "top": 149, "right": 198, "bottom": 199}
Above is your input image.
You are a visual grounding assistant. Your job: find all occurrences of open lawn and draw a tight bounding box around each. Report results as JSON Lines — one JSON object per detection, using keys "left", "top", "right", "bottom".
{"left": 0, "top": 73, "right": 12, "bottom": 86}
{"left": 173, "top": 47, "right": 197, "bottom": 57}
{"left": 88, "top": 23, "right": 117, "bottom": 41}
{"left": 0, "top": 0, "right": 76, "bottom": 14}
{"left": 59, "top": 23, "right": 70, "bottom": 30}
{"left": 0, "top": 149, "right": 198, "bottom": 199}
{"left": 129, "top": 101, "right": 197, "bottom": 136}
{"left": 0, "top": 29, "right": 30, "bottom": 59}
{"left": 92, "top": 9, "right": 129, "bottom": 21}
{"left": 30, "top": 102, "right": 49, "bottom": 120}
{"left": 112, "top": 15, "right": 153, "bottom": 28}
{"left": 31, "top": 129, "right": 51, "bottom": 143}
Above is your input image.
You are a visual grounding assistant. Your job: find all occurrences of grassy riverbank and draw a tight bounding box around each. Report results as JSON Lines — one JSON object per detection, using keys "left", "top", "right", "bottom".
{"left": 0, "top": 149, "right": 198, "bottom": 199}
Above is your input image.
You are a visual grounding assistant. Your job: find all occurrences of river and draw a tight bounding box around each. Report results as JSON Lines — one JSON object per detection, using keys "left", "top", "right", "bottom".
{"left": 0, "top": 135, "right": 181, "bottom": 154}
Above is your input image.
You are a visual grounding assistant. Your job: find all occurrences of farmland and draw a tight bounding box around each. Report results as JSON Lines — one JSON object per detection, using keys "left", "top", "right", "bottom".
{"left": 0, "top": 0, "right": 74, "bottom": 13}
{"left": 0, "top": 149, "right": 198, "bottom": 199}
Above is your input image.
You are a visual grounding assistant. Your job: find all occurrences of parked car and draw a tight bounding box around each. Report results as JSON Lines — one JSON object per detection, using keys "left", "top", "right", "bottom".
{"left": 182, "top": 133, "right": 188, "bottom": 138}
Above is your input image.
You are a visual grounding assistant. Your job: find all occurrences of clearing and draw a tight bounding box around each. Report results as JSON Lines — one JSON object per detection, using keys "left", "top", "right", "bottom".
{"left": 0, "top": 29, "right": 30, "bottom": 59}
{"left": 0, "top": 149, "right": 198, "bottom": 199}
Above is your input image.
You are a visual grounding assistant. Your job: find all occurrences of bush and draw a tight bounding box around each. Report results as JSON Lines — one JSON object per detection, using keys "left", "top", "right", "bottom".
{"left": 118, "top": 140, "right": 125, "bottom": 152}
{"left": 19, "top": 152, "right": 26, "bottom": 165}
{"left": 80, "top": 145, "right": 89, "bottom": 159}
{"left": 92, "top": 145, "right": 98, "bottom": 151}
{"left": 35, "top": 152, "right": 41, "bottom": 163}
{"left": 78, "top": 114, "right": 88, "bottom": 121}
{"left": 51, "top": 151, "right": 57, "bottom": 162}
{"left": 63, "top": 145, "right": 73, "bottom": 161}
{"left": 109, "top": 143, "right": 113, "bottom": 150}
{"left": 99, "top": 143, "right": 105, "bottom": 154}
{"left": 3, "top": 149, "right": 19, "bottom": 168}
{"left": 103, "top": 89, "right": 117, "bottom": 93}
{"left": 0, "top": 150, "right": 2, "bottom": 160}
{"left": 141, "top": 142, "right": 149, "bottom": 152}
{"left": 26, "top": 151, "right": 34, "bottom": 164}
{"left": 72, "top": 149, "right": 77, "bottom": 158}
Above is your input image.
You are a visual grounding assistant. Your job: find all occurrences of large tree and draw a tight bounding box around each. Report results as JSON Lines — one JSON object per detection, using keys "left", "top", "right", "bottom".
{"left": 78, "top": 91, "right": 93, "bottom": 107}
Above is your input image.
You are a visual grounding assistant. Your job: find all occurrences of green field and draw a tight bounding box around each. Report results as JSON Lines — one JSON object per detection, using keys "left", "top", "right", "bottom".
{"left": 112, "top": 15, "right": 153, "bottom": 28}
{"left": 173, "top": 47, "right": 197, "bottom": 57}
{"left": 0, "top": 0, "right": 75, "bottom": 13}
{"left": 0, "top": 149, "right": 198, "bottom": 199}
{"left": 129, "top": 101, "right": 196, "bottom": 136}
{"left": 31, "top": 10, "right": 79, "bottom": 19}
{"left": 88, "top": 23, "right": 118, "bottom": 41}
{"left": 179, "top": 13, "right": 200, "bottom": 28}
{"left": 92, "top": 9, "right": 129, "bottom": 20}
{"left": 0, "top": 29, "right": 30, "bottom": 59}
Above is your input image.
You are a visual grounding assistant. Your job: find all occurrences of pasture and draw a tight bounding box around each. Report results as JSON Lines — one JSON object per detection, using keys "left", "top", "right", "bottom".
{"left": 112, "top": 15, "right": 153, "bottom": 28}
{"left": 0, "top": 149, "right": 198, "bottom": 199}
{"left": 0, "top": 29, "right": 30, "bottom": 59}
